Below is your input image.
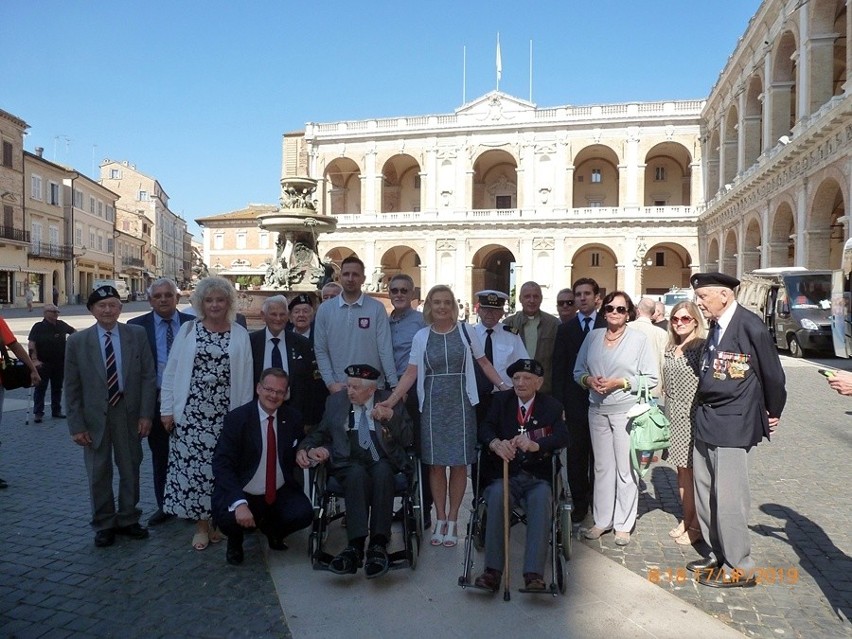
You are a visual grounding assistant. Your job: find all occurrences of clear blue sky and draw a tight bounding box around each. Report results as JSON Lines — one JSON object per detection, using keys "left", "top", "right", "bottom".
{"left": 3, "top": 0, "right": 761, "bottom": 238}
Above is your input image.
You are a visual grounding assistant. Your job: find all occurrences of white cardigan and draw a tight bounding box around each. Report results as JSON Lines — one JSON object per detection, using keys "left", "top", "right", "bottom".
{"left": 160, "top": 320, "right": 253, "bottom": 424}
{"left": 408, "top": 322, "right": 483, "bottom": 412}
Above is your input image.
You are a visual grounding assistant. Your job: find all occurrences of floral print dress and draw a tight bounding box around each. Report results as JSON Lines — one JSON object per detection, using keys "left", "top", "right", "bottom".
{"left": 163, "top": 323, "right": 231, "bottom": 520}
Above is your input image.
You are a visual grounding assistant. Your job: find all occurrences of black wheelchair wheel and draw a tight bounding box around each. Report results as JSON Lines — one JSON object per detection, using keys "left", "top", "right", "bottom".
{"left": 556, "top": 553, "right": 567, "bottom": 595}
{"left": 308, "top": 532, "right": 317, "bottom": 560}
{"left": 559, "top": 505, "right": 573, "bottom": 561}
{"left": 473, "top": 502, "right": 487, "bottom": 552}
{"left": 408, "top": 531, "right": 420, "bottom": 570}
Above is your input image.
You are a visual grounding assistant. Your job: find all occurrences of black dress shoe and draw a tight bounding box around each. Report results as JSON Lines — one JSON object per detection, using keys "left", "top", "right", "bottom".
{"left": 0, "top": 477, "right": 7, "bottom": 489}
{"left": 226, "top": 538, "right": 244, "bottom": 565}
{"left": 696, "top": 571, "right": 757, "bottom": 588}
{"left": 364, "top": 544, "right": 389, "bottom": 579}
{"left": 33, "top": 415, "right": 43, "bottom": 423}
{"left": 571, "top": 506, "right": 588, "bottom": 524}
{"left": 329, "top": 546, "right": 363, "bottom": 575}
{"left": 267, "top": 536, "right": 288, "bottom": 551}
{"left": 115, "top": 523, "right": 149, "bottom": 540}
{"left": 687, "top": 557, "right": 721, "bottom": 573}
{"left": 52, "top": 413, "right": 67, "bottom": 419}
{"left": 95, "top": 529, "right": 116, "bottom": 547}
{"left": 147, "top": 509, "right": 174, "bottom": 526}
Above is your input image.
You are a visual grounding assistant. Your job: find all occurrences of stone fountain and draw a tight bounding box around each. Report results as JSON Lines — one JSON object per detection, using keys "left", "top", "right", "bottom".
{"left": 257, "top": 176, "right": 337, "bottom": 291}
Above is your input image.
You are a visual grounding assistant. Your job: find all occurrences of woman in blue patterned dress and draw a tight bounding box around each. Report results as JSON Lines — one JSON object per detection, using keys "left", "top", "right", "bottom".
{"left": 160, "top": 277, "right": 253, "bottom": 550}
{"left": 380, "top": 285, "right": 506, "bottom": 547}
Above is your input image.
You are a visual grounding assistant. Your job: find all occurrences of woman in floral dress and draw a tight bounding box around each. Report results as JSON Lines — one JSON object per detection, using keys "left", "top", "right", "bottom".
{"left": 160, "top": 276, "right": 253, "bottom": 550}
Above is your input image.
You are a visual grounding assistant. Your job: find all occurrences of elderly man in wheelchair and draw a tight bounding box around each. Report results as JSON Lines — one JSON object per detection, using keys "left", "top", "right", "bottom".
{"left": 296, "top": 364, "right": 410, "bottom": 579}
{"left": 473, "top": 358, "right": 569, "bottom": 593}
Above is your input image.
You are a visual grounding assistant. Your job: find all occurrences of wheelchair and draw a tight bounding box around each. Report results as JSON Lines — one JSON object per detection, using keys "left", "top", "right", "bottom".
{"left": 307, "top": 452, "right": 424, "bottom": 571}
{"left": 458, "top": 448, "right": 573, "bottom": 596}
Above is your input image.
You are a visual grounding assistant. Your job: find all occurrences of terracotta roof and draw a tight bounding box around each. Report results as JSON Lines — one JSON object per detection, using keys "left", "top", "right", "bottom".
{"left": 196, "top": 203, "right": 278, "bottom": 225}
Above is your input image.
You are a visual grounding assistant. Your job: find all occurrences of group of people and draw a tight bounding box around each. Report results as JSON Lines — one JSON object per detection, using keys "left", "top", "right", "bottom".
{"left": 14, "top": 255, "right": 790, "bottom": 591}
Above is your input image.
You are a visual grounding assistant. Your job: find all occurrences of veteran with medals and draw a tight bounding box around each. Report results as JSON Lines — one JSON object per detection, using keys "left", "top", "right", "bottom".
{"left": 688, "top": 272, "right": 786, "bottom": 588}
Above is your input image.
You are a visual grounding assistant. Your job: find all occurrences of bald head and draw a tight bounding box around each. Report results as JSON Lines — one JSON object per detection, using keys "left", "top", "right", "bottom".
{"left": 637, "top": 297, "right": 657, "bottom": 318}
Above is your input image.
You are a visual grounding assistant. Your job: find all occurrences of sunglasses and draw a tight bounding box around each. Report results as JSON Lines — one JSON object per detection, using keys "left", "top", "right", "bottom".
{"left": 604, "top": 305, "right": 628, "bottom": 314}
{"left": 389, "top": 287, "right": 410, "bottom": 295}
{"left": 670, "top": 315, "right": 695, "bottom": 325}
{"left": 557, "top": 300, "right": 575, "bottom": 307}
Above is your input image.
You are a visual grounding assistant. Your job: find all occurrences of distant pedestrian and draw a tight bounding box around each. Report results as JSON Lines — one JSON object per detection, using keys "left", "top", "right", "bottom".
{"left": 28, "top": 304, "right": 75, "bottom": 423}
{"left": 25, "top": 287, "right": 33, "bottom": 312}
{"left": 52, "top": 285, "right": 59, "bottom": 306}
{"left": 653, "top": 301, "right": 669, "bottom": 331}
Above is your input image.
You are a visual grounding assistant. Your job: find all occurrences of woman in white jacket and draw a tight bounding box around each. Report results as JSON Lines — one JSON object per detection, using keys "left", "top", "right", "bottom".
{"left": 160, "top": 276, "right": 253, "bottom": 550}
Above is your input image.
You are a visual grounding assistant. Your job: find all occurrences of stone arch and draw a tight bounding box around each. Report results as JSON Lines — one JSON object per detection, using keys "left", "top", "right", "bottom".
{"left": 722, "top": 103, "right": 739, "bottom": 186}
{"left": 570, "top": 243, "right": 618, "bottom": 298}
{"left": 639, "top": 242, "right": 693, "bottom": 294}
{"left": 380, "top": 244, "right": 422, "bottom": 298}
{"left": 572, "top": 145, "right": 620, "bottom": 208}
{"left": 744, "top": 73, "right": 764, "bottom": 165}
{"left": 807, "top": 176, "right": 846, "bottom": 269}
{"left": 324, "top": 157, "right": 361, "bottom": 215}
{"left": 769, "top": 202, "right": 796, "bottom": 267}
{"left": 706, "top": 237, "right": 720, "bottom": 271}
{"left": 721, "top": 229, "right": 738, "bottom": 275}
{"left": 322, "top": 246, "right": 356, "bottom": 276}
{"left": 381, "top": 154, "right": 421, "bottom": 213}
{"left": 471, "top": 243, "right": 516, "bottom": 303}
{"left": 808, "top": 0, "right": 847, "bottom": 103}
{"left": 742, "top": 215, "right": 763, "bottom": 273}
{"left": 770, "top": 30, "right": 799, "bottom": 142}
{"left": 472, "top": 150, "right": 518, "bottom": 209}
{"left": 643, "top": 142, "right": 693, "bottom": 206}
{"left": 704, "top": 129, "right": 721, "bottom": 200}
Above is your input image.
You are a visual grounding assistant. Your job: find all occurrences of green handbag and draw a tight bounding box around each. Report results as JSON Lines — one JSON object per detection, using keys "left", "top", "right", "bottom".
{"left": 627, "top": 376, "right": 670, "bottom": 477}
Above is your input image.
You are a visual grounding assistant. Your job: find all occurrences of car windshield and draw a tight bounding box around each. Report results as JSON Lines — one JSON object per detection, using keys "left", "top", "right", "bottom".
{"left": 664, "top": 292, "right": 690, "bottom": 306}
{"left": 784, "top": 274, "right": 830, "bottom": 310}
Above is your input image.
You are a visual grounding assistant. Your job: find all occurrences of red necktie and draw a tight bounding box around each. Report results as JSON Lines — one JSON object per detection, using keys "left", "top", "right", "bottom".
{"left": 265, "top": 415, "right": 277, "bottom": 504}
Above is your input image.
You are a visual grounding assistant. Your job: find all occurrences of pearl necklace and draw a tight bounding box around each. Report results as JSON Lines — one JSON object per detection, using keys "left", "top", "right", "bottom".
{"left": 604, "top": 329, "right": 626, "bottom": 342}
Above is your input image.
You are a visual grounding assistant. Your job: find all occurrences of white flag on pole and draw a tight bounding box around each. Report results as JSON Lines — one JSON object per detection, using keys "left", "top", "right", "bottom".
{"left": 496, "top": 33, "right": 502, "bottom": 85}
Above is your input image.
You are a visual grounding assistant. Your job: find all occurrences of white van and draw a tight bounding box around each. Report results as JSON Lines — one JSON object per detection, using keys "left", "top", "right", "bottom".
{"left": 93, "top": 279, "right": 131, "bottom": 302}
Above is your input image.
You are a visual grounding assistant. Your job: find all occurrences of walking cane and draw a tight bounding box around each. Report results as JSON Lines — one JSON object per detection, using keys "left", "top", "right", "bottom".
{"left": 502, "top": 457, "right": 511, "bottom": 601}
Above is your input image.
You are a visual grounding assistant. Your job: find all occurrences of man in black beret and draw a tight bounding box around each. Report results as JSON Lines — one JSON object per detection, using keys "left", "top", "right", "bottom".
{"left": 687, "top": 272, "right": 786, "bottom": 587}
{"left": 297, "top": 363, "right": 410, "bottom": 579}
{"left": 472, "top": 358, "right": 569, "bottom": 593}
{"left": 65, "top": 285, "right": 156, "bottom": 547}
{"left": 287, "top": 292, "right": 317, "bottom": 345}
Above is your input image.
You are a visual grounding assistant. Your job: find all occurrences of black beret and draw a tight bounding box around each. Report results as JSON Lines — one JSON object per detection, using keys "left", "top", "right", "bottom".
{"left": 506, "top": 358, "right": 544, "bottom": 378}
{"left": 476, "top": 289, "right": 508, "bottom": 308}
{"left": 690, "top": 272, "right": 740, "bottom": 290}
{"left": 87, "top": 285, "right": 121, "bottom": 309}
{"left": 344, "top": 364, "right": 381, "bottom": 380}
{"left": 288, "top": 293, "right": 313, "bottom": 311}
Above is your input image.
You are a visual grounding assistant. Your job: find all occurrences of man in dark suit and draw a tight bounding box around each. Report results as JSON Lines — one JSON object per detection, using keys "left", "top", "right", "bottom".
{"left": 212, "top": 368, "right": 314, "bottom": 566}
{"left": 250, "top": 294, "right": 325, "bottom": 427}
{"left": 127, "top": 278, "right": 194, "bottom": 526}
{"left": 297, "top": 364, "right": 411, "bottom": 579}
{"left": 551, "top": 277, "right": 605, "bottom": 524}
{"left": 65, "top": 285, "right": 157, "bottom": 547}
{"left": 687, "top": 272, "right": 786, "bottom": 588}
{"left": 503, "top": 281, "right": 560, "bottom": 395}
{"left": 473, "top": 358, "right": 569, "bottom": 593}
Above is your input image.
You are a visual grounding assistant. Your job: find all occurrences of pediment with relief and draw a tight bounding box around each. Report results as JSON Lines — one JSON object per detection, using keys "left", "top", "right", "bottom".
{"left": 455, "top": 91, "right": 536, "bottom": 123}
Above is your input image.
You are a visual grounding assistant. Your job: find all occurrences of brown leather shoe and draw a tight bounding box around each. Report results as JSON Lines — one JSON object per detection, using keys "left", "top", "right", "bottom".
{"left": 473, "top": 567, "right": 502, "bottom": 592}
{"left": 523, "top": 572, "right": 547, "bottom": 591}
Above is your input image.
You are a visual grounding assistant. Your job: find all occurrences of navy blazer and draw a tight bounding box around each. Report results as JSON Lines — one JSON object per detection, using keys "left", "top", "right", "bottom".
{"left": 211, "top": 400, "right": 304, "bottom": 515}
{"left": 127, "top": 310, "right": 194, "bottom": 386}
{"left": 249, "top": 329, "right": 327, "bottom": 424}
{"left": 695, "top": 304, "right": 787, "bottom": 448}
{"left": 478, "top": 389, "right": 569, "bottom": 484}
{"left": 551, "top": 313, "right": 607, "bottom": 424}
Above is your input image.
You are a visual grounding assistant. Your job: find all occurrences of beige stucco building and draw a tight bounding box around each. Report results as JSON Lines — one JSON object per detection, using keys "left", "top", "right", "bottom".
{"left": 0, "top": 109, "right": 31, "bottom": 306}
{"left": 699, "top": 0, "right": 851, "bottom": 276}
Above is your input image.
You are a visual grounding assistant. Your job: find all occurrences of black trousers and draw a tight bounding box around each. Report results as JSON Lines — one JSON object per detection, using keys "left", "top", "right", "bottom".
{"left": 565, "top": 415, "right": 594, "bottom": 517}
{"left": 148, "top": 397, "right": 169, "bottom": 509}
{"left": 33, "top": 361, "right": 64, "bottom": 417}
{"left": 216, "top": 486, "right": 313, "bottom": 545}
{"left": 333, "top": 460, "right": 396, "bottom": 543}
{"left": 406, "top": 390, "right": 432, "bottom": 515}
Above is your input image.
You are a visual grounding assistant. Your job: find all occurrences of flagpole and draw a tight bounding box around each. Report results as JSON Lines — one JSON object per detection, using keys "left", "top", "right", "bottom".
{"left": 529, "top": 39, "right": 533, "bottom": 102}
{"left": 462, "top": 45, "right": 467, "bottom": 104}
{"left": 496, "top": 32, "right": 502, "bottom": 91}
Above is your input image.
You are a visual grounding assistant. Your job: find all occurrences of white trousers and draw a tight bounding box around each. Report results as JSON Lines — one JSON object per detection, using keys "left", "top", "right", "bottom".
{"left": 588, "top": 407, "right": 638, "bottom": 533}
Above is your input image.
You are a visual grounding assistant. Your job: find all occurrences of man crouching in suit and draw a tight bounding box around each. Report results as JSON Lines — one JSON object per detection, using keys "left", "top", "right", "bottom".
{"left": 65, "top": 285, "right": 156, "bottom": 548}
{"left": 473, "top": 358, "right": 569, "bottom": 593}
{"left": 296, "top": 364, "right": 411, "bottom": 579}
{"left": 212, "top": 368, "right": 313, "bottom": 566}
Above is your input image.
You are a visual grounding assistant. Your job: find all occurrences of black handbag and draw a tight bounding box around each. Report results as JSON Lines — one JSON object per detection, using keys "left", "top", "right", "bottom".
{"left": 1, "top": 346, "right": 32, "bottom": 390}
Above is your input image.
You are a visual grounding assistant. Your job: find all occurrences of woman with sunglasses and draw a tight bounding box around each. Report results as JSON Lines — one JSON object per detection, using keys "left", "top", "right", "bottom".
{"left": 663, "top": 301, "right": 706, "bottom": 546}
{"left": 574, "top": 291, "right": 658, "bottom": 546}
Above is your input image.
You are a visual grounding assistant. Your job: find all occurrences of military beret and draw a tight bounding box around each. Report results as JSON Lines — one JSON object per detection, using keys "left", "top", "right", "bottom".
{"left": 690, "top": 272, "right": 740, "bottom": 290}
{"left": 476, "top": 289, "right": 508, "bottom": 308}
{"left": 288, "top": 293, "right": 313, "bottom": 311}
{"left": 506, "top": 358, "right": 544, "bottom": 378}
{"left": 344, "top": 364, "right": 381, "bottom": 380}
{"left": 87, "top": 285, "right": 121, "bottom": 309}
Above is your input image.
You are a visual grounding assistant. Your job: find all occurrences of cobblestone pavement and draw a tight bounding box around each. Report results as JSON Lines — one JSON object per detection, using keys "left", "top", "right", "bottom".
{"left": 581, "top": 358, "right": 852, "bottom": 639}
{"left": 0, "top": 389, "right": 291, "bottom": 639}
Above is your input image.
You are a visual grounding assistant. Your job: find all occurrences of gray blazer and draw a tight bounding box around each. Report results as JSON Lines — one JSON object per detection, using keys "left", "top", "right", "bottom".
{"left": 65, "top": 322, "right": 156, "bottom": 448}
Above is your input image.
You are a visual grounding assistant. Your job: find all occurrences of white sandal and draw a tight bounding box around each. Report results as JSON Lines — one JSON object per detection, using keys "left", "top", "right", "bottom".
{"left": 431, "top": 520, "right": 446, "bottom": 546}
{"left": 442, "top": 521, "right": 458, "bottom": 547}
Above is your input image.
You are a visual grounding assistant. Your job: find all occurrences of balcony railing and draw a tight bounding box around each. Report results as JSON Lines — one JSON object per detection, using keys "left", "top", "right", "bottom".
{"left": 332, "top": 206, "right": 698, "bottom": 227}
{"left": 122, "top": 256, "right": 145, "bottom": 268}
{"left": 0, "top": 226, "right": 30, "bottom": 243}
{"left": 28, "top": 242, "right": 74, "bottom": 260}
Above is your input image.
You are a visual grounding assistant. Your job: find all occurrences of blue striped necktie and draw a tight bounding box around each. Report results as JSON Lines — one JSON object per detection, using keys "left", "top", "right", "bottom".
{"left": 105, "top": 331, "right": 121, "bottom": 406}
